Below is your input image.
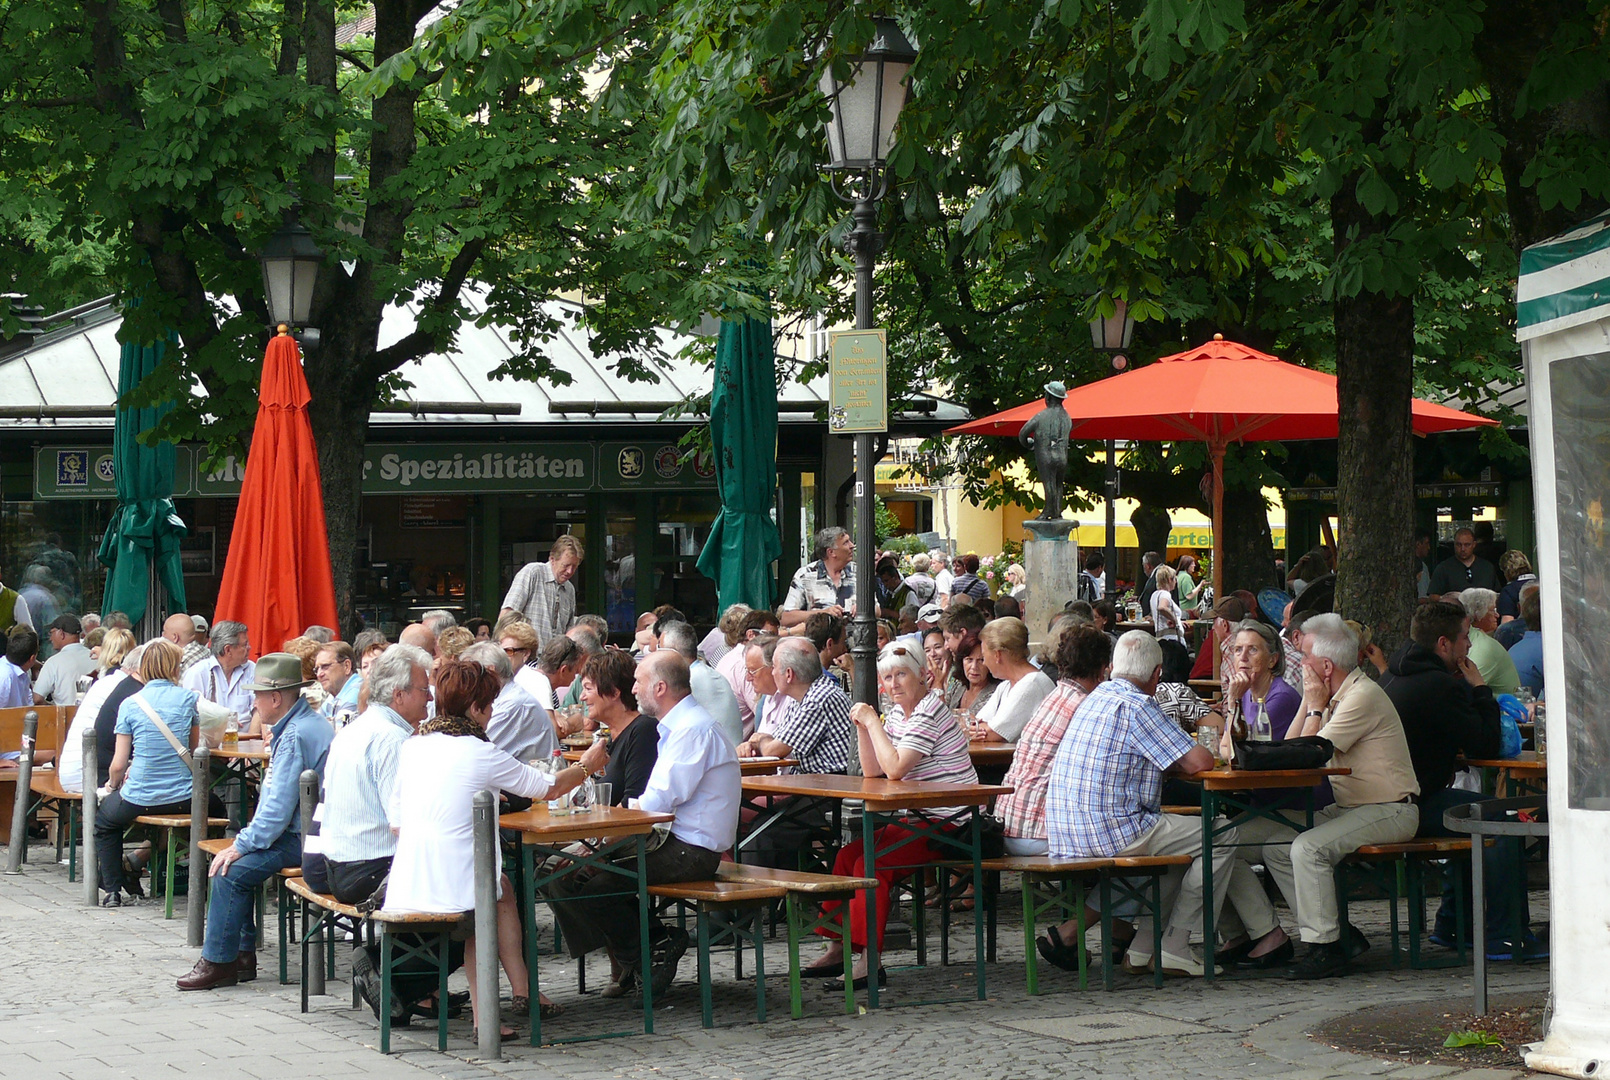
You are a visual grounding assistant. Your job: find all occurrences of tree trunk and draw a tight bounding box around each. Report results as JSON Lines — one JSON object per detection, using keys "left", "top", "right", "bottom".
{"left": 1331, "top": 176, "right": 1417, "bottom": 652}
{"left": 305, "top": 354, "right": 378, "bottom": 639}
{"left": 1221, "top": 486, "right": 1275, "bottom": 595}
{"left": 1130, "top": 502, "right": 1172, "bottom": 564}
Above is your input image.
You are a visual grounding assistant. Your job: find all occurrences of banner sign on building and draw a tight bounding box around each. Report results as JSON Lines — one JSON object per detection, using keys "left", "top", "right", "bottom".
{"left": 34, "top": 441, "right": 717, "bottom": 499}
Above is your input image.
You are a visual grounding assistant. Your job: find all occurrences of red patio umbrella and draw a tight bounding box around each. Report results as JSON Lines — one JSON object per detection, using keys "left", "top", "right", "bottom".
{"left": 215, "top": 328, "right": 339, "bottom": 658}
{"left": 945, "top": 335, "right": 1498, "bottom": 597}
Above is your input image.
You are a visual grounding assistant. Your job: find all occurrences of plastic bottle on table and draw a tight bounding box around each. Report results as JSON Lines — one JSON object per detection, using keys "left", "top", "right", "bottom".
{"left": 547, "top": 747, "right": 572, "bottom": 815}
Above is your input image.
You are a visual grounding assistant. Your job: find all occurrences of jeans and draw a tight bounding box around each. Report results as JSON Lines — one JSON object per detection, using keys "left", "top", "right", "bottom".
{"left": 327, "top": 856, "right": 392, "bottom": 907}
{"left": 94, "top": 791, "right": 190, "bottom": 894}
{"left": 546, "top": 833, "right": 722, "bottom": 963}
{"left": 1417, "top": 786, "right": 1528, "bottom": 942}
{"left": 201, "top": 831, "right": 301, "bottom": 963}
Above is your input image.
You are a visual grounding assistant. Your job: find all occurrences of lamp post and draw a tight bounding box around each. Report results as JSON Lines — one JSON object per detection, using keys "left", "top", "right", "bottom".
{"left": 1089, "top": 297, "right": 1135, "bottom": 599}
{"left": 819, "top": 17, "right": 917, "bottom": 709}
{"left": 259, "top": 204, "right": 324, "bottom": 347}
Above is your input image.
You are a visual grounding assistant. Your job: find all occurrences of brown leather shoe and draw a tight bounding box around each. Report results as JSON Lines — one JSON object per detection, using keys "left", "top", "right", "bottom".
{"left": 237, "top": 951, "right": 257, "bottom": 983}
{"left": 177, "top": 958, "right": 239, "bottom": 991}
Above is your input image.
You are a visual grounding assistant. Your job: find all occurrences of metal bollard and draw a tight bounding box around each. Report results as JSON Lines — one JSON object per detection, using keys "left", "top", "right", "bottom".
{"left": 473, "top": 789, "right": 500, "bottom": 1061}
{"left": 187, "top": 748, "right": 210, "bottom": 946}
{"left": 5, "top": 711, "right": 39, "bottom": 874}
{"left": 82, "top": 728, "right": 99, "bottom": 905}
{"left": 299, "top": 771, "right": 324, "bottom": 997}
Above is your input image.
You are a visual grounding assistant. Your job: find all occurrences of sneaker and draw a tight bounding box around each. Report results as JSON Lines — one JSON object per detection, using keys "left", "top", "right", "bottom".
{"left": 1157, "top": 948, "right": 1211, "bottom": 977}
{"left": 649, "top": 927, "right": 690, "bottom": 998}
{"left": 1428, "top": 928, "right": 1466, "bottom": 951}
{"left": 1487, "top": 933, "right": 1549, "bottom": 962}
{"left": 100, "top": 890, "right": 122, "bottom": 908}
{"left": 1285, "top": 940, "right": 1351, "bottom": 980}
{"left": 1121, "top": 949, "right": 1153, "bottom": 975}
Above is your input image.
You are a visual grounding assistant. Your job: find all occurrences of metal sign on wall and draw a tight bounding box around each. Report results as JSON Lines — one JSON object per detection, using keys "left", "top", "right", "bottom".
{"left": 33, "top": 441, "right": 717, "bottom": 499}
{"left": 828, "top": 329, "right": 888, "bottom": 433}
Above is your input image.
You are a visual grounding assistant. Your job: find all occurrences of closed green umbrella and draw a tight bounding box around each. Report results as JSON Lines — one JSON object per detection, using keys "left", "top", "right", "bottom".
{"left": 696, "top": 314, "right": 783, "bottom": 610}
{"left": 97, "top": 329, "right": 187, "bottom": 627}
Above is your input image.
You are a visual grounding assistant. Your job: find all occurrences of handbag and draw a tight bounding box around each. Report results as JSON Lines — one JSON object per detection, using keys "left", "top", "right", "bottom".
{"left": 1233, "top": 735, "right": 1334, "bottom": 772}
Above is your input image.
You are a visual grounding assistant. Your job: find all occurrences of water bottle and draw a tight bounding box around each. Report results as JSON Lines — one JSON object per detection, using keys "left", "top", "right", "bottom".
{"left": 1247, "top": 697, "right": 1271, "bottom": 742}
{"left": 547, "top": 747, "right": 572, "bottom": 815}
{"left": 1533, "top": 700, "right": 1547, "bottom": 757}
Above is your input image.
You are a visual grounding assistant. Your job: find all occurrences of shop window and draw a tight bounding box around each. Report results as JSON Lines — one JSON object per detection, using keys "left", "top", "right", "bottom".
{"left": 605, "top": 508, "right": 637, "bottom": 634}
{"left": 497, "top": 494, "right": 589, "bottom": 618}
{"left": 0, "top": 499, "right": 111, "bottom": 649}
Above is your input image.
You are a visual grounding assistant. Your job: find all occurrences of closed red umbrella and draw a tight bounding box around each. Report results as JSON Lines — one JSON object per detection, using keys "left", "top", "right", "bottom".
{"left": 946, "top": 335, "right": 1497, "bottom": 596}
{"left": 214, "top": 329, "right": 338, "bottom": 658}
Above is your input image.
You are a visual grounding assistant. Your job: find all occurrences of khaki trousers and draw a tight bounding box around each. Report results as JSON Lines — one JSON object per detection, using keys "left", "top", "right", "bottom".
{"left": 1260, "top": 801, "right": 1419, "bottom": 944}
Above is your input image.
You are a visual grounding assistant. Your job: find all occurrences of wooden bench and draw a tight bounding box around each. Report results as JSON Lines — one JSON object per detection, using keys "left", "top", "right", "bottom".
{"left": 716, "top": 864, "right": 878, "bottom": 1018}
{"left": 974, "top": 854, "right": 1193, "bottom": 994}
{"left": 649, "top": 879, "right": 788, "bottom": 1028}
{"left": 29, "top": 771, "right": 83, "bottom": 880}
{"left": 1341, "top": 838, "right": 1476, "bottom": 969}
{"left": 0, "top": 706, "right": 67, "bottom": 847}
{"left": 283, "top": 876, "right": 469, "bottom": 1053}
{"left": 135, "top": 814, "right": 229, "bottom": 918}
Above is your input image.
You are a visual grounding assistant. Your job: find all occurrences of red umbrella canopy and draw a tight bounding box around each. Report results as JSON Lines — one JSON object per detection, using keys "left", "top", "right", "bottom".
{"left": 945, "top": 337, "right": 1497, "bottom": 442}
{"left": 215, "top": 331, "right": 339, "bottom": 659}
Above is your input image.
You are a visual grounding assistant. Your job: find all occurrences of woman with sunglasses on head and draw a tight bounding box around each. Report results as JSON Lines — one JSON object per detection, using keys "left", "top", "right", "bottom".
{"left": 804, "top": 641, "right": 978, "bottom": 991}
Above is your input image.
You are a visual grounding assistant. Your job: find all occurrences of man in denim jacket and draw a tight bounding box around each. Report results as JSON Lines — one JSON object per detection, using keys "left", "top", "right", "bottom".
{"left": 178, "top": 653, "right": 334, "bottom": 990}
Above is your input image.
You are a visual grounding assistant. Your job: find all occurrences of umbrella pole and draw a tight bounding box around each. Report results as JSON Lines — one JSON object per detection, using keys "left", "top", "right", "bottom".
{"left": 1210, "top": 442, "right": 1226, "bottom": 602}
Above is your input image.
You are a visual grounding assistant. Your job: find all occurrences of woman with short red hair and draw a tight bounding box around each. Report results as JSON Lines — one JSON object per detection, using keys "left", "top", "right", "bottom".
{"left": 385, "top": 659, "right": 607, "bottom": 1035}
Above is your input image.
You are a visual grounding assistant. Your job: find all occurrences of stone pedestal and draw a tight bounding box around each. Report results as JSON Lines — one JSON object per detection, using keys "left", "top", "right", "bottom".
{"left": 1022, "top": 519, "right": 1079, "bottom": 648}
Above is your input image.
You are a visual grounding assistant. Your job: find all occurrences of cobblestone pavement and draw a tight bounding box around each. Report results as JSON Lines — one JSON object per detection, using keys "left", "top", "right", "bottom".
{"left": 0, "top": 855, "right": 1548, "bottom": 1080}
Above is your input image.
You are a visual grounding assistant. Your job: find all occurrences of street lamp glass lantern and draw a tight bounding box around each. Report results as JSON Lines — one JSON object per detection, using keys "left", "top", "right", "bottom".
{"left": 259, "top": 209, "right": 323, "bottom": 327}
{"left": 818, "top": 17, "right": 918, "bottom": 171}
{"left": 1089, "top": 297, "right": 1135, "bottom": 352}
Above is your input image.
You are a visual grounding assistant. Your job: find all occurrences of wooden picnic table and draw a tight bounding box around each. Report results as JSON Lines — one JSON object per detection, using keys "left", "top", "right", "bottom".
{"left": 211, "top": 739, "right": 270, "bottom": 824}
{"left": 1458, "top": 751, "right": 1546, "bottom": 797}
{"left": 502, "top": 803, "right": 674, "bottom": 1046}
{"left": 739, "top": 773, "right": 1011, "bottom": 1008}
{"left": 1183, "top": 764, "right": 1352, "bottom": 980}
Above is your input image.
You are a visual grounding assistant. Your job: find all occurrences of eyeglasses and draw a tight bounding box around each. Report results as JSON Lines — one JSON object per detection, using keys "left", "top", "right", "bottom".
{"left": 503, "top": 646, "right": 528, "bottom": 656}
{"left": 313, "top": 661, "right": 348, "bottom": 675}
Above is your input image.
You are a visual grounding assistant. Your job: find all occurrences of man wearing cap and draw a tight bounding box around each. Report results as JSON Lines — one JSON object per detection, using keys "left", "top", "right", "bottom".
{"left": 33, "top": 614, "right": 97, "bottom": 705}
{"left": 178, "top": 653, "right": 335, "bottom": 991}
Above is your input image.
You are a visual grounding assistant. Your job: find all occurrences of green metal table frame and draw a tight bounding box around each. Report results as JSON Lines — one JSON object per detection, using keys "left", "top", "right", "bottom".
{"left": 520, "top": 831, "right": 654, "bottom": 1046}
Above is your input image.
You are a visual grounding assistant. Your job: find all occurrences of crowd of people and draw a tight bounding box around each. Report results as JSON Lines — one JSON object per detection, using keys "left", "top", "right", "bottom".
{"left": 0, "top": 522, "right": 1549, "bottom": 1032}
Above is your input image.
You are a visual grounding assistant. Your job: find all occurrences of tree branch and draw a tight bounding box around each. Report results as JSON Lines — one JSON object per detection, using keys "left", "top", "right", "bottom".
{"left": 366, "top": 236, "right": 488, "bottom": 376}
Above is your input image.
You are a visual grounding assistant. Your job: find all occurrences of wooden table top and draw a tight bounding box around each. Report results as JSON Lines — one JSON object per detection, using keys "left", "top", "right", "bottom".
{"left": 968, "top": 744, "right": 1017, "bottom": 766}
{"left": 561, "top": 749, "right": 795, "bottom": 775}
{"left": 501, "top": 804, "right": 674, "bottom": 845}
{"left": 212, "top": 741, "right": 270, "bottom": 761}
{"left": 1186, "top": 766, "right": 1351, "bottom": 791}
{"left": 741, "top": 773, "right": 1012, "bottom": 811}
{"left": 1459, "top": 751, "right": 1546, "bottom": 773}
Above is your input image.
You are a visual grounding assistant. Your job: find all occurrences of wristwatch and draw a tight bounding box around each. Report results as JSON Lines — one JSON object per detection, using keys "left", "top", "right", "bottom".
{"left": 1305, "top": 708, "right": 1325, "bottom": 719}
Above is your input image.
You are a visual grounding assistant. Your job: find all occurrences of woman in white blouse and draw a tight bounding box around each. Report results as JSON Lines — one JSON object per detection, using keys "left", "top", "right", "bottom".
{"left": 58, "top": 628, "right": 136, "bottom": 793}
{"left": 386, "top": 660, "right": 606, "bottom": 1036}
{"left": 968, "top": 618, "right": 1054, "bottom": 744}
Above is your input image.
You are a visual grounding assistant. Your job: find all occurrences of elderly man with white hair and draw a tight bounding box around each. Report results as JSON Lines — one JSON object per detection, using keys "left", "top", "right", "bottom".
{"left": 460, "top": 641, "right": 558, "bottom": 764}
{"left": 1044, "top": 631, "right": 1251, "bottom": 978}
{"left": 1458, "top": 588, "right": 1521, "bottom": 696}
{"left": 1262, "top": 614, "right": 1420, "bottom": 980}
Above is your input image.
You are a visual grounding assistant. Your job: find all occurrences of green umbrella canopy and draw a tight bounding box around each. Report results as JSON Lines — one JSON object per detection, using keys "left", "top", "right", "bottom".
{"left": 696, "top": 315, "right": 783, "bottom": 611}
{"left": 97, "top": 329, "right": 187, "bottom": 624}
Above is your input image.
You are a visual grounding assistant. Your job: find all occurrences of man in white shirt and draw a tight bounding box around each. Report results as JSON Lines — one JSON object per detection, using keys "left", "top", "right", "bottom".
{"left": 658, "top": 620, "right": 741, "bottom": 748}
{"left": 316, "top": 644, "right": 433, "bottom": 903}
{"left": 545, "top": 651, "right": 739, "bottom": 1000}
{"left": 181, "top": 619, "right": 257, "bottom": 723}
{"left": 461, "top": 641, "right": 557, "bottom": 763}
{"left": 33, "top": 614, "right": 98, "bottom": 705}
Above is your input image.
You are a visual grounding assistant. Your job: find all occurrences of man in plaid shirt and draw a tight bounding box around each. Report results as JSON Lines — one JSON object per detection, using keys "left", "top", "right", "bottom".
{"left": 736, "top": 638, "right": 854, "bottom": 868}
{"left": 1046, "top": 631, "right": 1283, "bottom": 977}
{"left": 499, "top": 534, "right": 583, "bottom": 648}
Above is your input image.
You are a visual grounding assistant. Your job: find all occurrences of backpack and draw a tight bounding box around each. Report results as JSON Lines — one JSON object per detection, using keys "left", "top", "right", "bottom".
{"left": 1077, "top": 571, "right": 1097, "bottom": 604}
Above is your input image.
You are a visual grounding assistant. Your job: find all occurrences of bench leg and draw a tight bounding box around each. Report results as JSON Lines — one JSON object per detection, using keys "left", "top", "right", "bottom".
{"left": 436, "top": 930, "right": 449, "bottom": 1052}
{"left": 787, "top": 893, "right": 803, "bottom": 1020}
{"left": 300, "top": 908, "right": 315, "bottom": 1014}
{"left": 1150, "top": 873, "right": 1163, "bottom": 990}
{"left": 1022, "top": 877, "right": 1039, "bottom": 996}
{"left": 163, "top": 827, "right": 179, "bottom": 919}
{"left": 68, "top": 802, "right": 78, "bottom": 882}
{"left": 1099, "top": 875, "right": 1115, "bottom": 992}
{"left": 698, "top": 907, "right": 714, "bottom": 1029}
{"left": 380, "top": 931, "right": 393, "bottom": 1053}
{"left": 751, "top": 907, "right": 767, "bottom": 1024}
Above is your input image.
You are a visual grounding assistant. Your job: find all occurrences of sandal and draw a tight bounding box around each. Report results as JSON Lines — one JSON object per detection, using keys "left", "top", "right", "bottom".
{"left": 510, "top": 995, "right": 563, "bottom": 1019}
{"left": 949, "top": 897, "right": 975, "bottom": 913}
